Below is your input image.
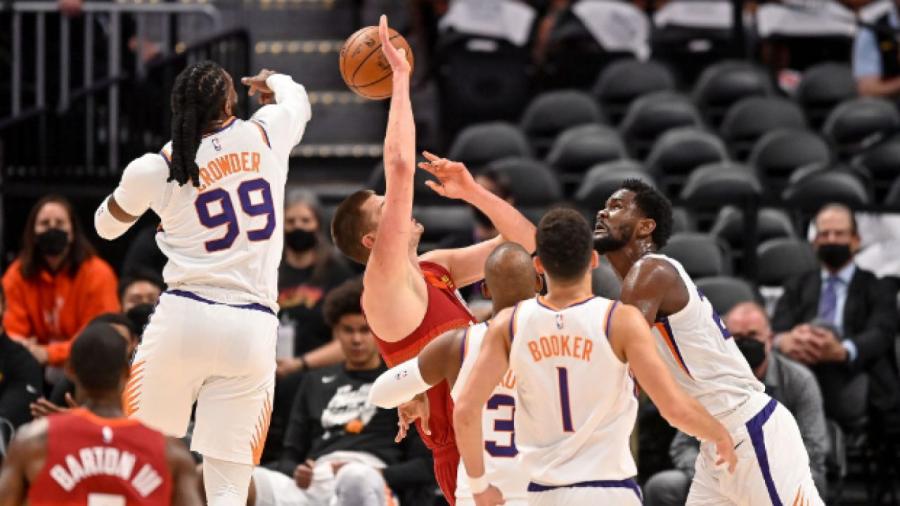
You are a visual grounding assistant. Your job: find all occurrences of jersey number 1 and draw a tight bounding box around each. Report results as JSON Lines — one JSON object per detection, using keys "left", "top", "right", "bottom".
{"left": 557, "top": 367, "right": 574, "bottom": 432}
{"left": 195, "top": 178, "right": 275, "bottom": 252}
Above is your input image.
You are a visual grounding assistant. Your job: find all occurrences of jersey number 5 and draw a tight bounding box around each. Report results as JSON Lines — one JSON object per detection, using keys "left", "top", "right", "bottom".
{"left": 195, "top": 178, "right": 275, "bottom": 252}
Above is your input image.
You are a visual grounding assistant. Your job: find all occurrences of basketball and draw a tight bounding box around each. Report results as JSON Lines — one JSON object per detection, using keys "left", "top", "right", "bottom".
{"left": 339, "top": 25, "right": 414, "bottom": 101}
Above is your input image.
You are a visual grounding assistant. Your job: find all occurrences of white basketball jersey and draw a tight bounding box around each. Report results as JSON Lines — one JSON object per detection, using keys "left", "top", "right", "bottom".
{"left": 111, "top": 75, "right": 311, "bottom": 311}
{"left": 508, "top": 297, "right": 638, "bottom": 486}
{"left": 451, "top": 322, "right": 528, "bottom": 502}
{"left": 646, "top": 254, "right": 764, "bottom": 417}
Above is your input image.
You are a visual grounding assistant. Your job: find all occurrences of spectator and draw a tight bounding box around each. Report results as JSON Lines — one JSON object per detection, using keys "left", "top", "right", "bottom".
{"left": 643, "top": 302, "right": 830, "bottom": 505}
{"left": 1, "top": 195, "right": 119, "bottom": 368}
{"left": 276, "top": 189, "right": 354, "bottom": 378}
{"left": 120, "top": 225, "right": 167, "bottom": 278}
{"left": 118, "top": 268, "right": 164, "bottom": 333}
{"left": 247, "top": 278, "right": 434, "bottom": 506}
{"left": 773, "top": 203, "right": 900, "bottom": 429}
{"left": 0, "top": 283, "right": 43, "bottom": 431}
{"left": 854, "top": 0, "right": 900, "bottom": 98}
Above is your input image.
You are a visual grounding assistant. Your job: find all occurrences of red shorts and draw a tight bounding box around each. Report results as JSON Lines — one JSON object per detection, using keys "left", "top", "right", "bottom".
{"left": 433, "top": 443, "right": 460, "bottom": 505}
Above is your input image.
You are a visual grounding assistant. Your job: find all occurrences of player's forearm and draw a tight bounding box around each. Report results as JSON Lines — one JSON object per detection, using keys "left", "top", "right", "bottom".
{"left": 267, "top": 74, "right": 311, "bottom": 123}
{"left": 383, "top": 70, "right": 415, "bottom": 180}
{"left": 453, "top": 402, "right": 487, "bottom": 479}
{"left": 661, "top": 396, "right": 730, "bottom": 446}
{"left": 369, "top": 357, "right": 433, "bottom": 408}
{"left": 465, "top": 185, "right": 536, "bottom": 252}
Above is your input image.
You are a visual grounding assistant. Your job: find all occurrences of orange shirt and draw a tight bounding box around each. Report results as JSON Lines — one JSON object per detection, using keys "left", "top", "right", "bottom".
{"left": 2, "top": 256, "right": 120, "bottom": 366}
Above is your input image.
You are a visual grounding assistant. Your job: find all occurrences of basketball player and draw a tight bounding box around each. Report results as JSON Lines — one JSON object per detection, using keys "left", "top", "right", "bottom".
{"left": 93, "top": 61, "right": 311, "bottom": 505}
{"left": 368, "top": 242, "right": 541, "bottom": 506}
{"left": 330, "top": 16, "right": 535, "bottom": 504}
{"left": 454, "top": 209, "right": 737, "bottom": 506}
{"left": 594, "top": 179, "right": 823, "bottom": 505}
{"left": 0, "top": 323, "right": 202, "bottom": 505}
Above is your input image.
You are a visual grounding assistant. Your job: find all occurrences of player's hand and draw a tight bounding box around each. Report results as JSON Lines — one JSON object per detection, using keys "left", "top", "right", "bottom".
{"left": 473, "top": 485, "right": 505, "bottom": 506}
{"left": 241, "top": 69, "right": 277, "bottom": 105}
{"left": 378, "top": 15, "right": 411, "bottom": 75}
{"left": 713, "top": 434, "right": 738, "bottom": 474}
{"left": 30, "top": 398, "right": 66, "bottom": 419}
{"left": 294, "top": 459, "right": 315, "bottom": 489}
{"left": 396, "top": 393, "right": 430, "bottom": 442}
{"left": 417, "top": 151, "right": 477, "bottom": 200}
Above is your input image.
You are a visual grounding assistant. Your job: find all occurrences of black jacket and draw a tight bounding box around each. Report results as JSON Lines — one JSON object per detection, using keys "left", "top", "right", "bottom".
{"left": 772, "top": 266, "right": 900, "bottom": 425}
{"left": 0, "top": 332, "right": 43, "bottom": 428}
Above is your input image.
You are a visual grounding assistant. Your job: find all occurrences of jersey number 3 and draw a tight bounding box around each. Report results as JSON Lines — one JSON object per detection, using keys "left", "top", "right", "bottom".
{"left": 195, "top": 178, "right": 275, "bottom": 252}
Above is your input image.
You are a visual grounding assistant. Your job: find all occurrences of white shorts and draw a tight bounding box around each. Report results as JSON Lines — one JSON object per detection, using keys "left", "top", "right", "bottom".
{"left": 456, "top": 498, "right": 527, "bottom": 506}
{"left": 687, "top": 395, "right": 824, "bottom": 506}
{"left": 526, "top": 479, "right": 642, "bottom": 506}
{"left": 125, "top": 291, "right": 277, "bottom": 465}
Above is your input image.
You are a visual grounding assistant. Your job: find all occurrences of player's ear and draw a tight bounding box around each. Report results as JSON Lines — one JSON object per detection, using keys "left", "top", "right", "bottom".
{"left": 480, "top": 282, "right": 491, "bottom": 300}
{"left": 534, "top": 273, "right": 544, "bottom": 294}
{"left": 638, "top": 217, "right": 656, "bottom": 240}
{"left": 590, "top": 250, "right": 599, "bottom": 269}
{"left": 361, "top": 232, "right": 375, "bottom": 250}
{"left": 533, "top": 256, "right": 545, "bottom": 275}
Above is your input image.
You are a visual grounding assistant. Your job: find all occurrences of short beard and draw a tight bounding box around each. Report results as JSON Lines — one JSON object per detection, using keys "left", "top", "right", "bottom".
{"left": 593, "top": 235, "right": 628, "bottom": 254}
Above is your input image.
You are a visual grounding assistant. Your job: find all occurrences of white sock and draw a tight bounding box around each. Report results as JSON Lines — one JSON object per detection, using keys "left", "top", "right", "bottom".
{"left": 203, "top": 456, "right": 254, "bottom": 506}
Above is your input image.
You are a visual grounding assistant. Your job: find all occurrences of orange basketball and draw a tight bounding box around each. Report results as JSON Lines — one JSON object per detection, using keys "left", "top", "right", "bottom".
{"left": 339, "top": 26, "right": 414, "bottom": 100}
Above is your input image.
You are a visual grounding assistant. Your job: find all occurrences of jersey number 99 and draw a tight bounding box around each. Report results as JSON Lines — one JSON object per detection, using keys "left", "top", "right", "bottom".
{"left": 195, "top": 178, "right": 275, "bottom": 252}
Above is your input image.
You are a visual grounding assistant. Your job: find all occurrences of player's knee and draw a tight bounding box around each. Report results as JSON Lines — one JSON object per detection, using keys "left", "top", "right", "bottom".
{"left": 643, "top": 470, "right": 691, "bottom": 506}
{"left": 334, "top": 463, "right": 385, "bottom": 506}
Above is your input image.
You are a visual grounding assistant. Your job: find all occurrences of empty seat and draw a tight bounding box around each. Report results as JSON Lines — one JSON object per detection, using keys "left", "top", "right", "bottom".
{"left": 661, "top": 233, "right": 731, "bottom": 277}
{"left": 756, "top": 238, "right": 817, "bottom": 286}
{"left": 574, "top": 160, "right": 654, "bottom": 209}
{"left": 520, "top": 90, "right": 603, "bottom": 156}
{"left": 851, "top": 135, "right": 900, "bottom": 201}
{"left": 782, "top": 167, "right": 871, "bottom": 210}
{"left": 695, "top": 276, "right": 759, "bottom": 315}
{"left": 693, "top": 60, "right": 775, "bottom": 127}
{"left": 414, "top": 205, "right": 474, "bottom": 247}
{"left": 485, "top": 157, "right": 562, "bottom": 206}
{"left": 646, "top": 127, "right": 729, "bottom": 190}
{"left": 679, "top": 162, "right": 763, "bottom": 207}
{"left": 710, "top": 206, "right": 796, "bottom": 252}
{"left": 447, "top": 122, "right": 532, "bottom": 169}
{"left": 748, "top": 129, "right": 831, "bottom": 184}
{"left": 619, "top": 91, "right": 703, "bottom": 159}
{"left": 822, "top": 97, "right": 900, "bottom": 159}
{"left": 369, "top": 160, "right": 444, "bottom": 205}
{"left": 546, "top": 124, "right": 626, "bottom": 177}
{"left": 720, "top": 97, "right": 807, "bottom": 160}
{"left": 672, "top": 207, "right": 697, "bottom": 233}
{"left": 592, "top": 59, "right": 676, "bottom": 124}
{"left": 886, "top": 177, "right": 900, "bottom": 207}
{"left": 796, "top": 62, "right": 857, "bottom": 129}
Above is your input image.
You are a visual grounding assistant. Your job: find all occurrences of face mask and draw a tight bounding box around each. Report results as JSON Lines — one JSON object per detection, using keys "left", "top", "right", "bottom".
{"left": 126, "top": 303, "right": 156, "bottom": 337}
{"left": 36, "top": 228, "right": 69, "bottom": 256}
{"left": 735, "top": 336, "right": 767, "bottom": 370}
{"left": 285, "top": 229, "right": 318, "bottom": 252}
{"left": 816, "top": 243, "right": 853, "bottom": 270}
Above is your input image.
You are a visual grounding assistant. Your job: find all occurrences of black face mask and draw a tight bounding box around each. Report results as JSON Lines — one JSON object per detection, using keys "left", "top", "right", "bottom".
{"left": 816, "top": 243, "right": 853, "bottom": 270}
{"left": 734, "top": 336, "right": 767, "bottom": 370}
{"left": 126, "top": 303, "right": 156, "bottom": 338}
{"left": 285, "top": 229, "right": 317, "bottom": 252}
{"left": 36, "top": 228, "right": 70, "bottom": 257}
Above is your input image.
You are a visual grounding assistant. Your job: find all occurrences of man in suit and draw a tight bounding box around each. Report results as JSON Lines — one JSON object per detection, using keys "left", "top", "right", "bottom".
{"left": 772, "top": 203, "right": 899, "bottom": 429}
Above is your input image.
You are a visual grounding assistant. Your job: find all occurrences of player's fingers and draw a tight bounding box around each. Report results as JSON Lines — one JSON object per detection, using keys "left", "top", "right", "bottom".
{"left": 421, "top": 150, "right": 441, "bottom": 162}
{"left": 417, "top": 162, "right": 438, "bottom": 176}
{"left": 378, "top": 15, "right": 389, "bottom": 45}
{"left": 424, "top": 180, "right": 446, "bottom": 196}
{"left": 64, "top": 392, "right": 77, "bottom": 407}
{"left": 421, "top": 410, "right": 431, "bottom": 436}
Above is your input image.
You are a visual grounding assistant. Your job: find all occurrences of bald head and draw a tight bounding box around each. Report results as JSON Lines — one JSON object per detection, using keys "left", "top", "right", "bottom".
{"left": 484, "top": 242, "right": 538, "bottom": 312}
{"left": 724, "top": 302, "right": 771, "bottom": 343}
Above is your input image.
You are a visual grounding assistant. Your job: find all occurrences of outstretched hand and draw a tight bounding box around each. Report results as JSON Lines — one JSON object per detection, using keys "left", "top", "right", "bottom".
{"left": 417, "top": 151, "right": 477, "bottom": 200}
{"left": 241, "top": 69, "right": 277, "bottom": 105}
{"left": 378, "top": 15, "right": 411, "bottom": 75}
{"left": 396, "top": 393, "right": 430, "bottom": 442}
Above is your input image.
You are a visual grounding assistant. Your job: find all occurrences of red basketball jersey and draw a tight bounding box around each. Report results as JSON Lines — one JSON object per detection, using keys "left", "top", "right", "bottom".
{"left": 29, "top": 408, "right": 173, "bottom": 506}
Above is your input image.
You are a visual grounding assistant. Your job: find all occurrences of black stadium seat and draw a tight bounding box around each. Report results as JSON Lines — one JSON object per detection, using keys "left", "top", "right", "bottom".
{"left": 822, "top": 97, "right": 900, "bottom": 159}
{"left": 592, "top": 59, "right": 676, "bottom": 124}
{"left": 756, "top": 238, "right": 817, "bottom": 287}
{"left": 748, "top": 129, "right": 831, "bottom": 185}
{"left": 796, "top": 62, "right": 857, "bottom": 129}
{"left": 710, "top": 206, "right": 796, "bottom": 252}
{"left": 646, "top": 127, "right": 729, "bottom": 191}
{"left": 692, "top": 60, "right": 775, "bottom": 128}
{"left": 368, "top": 160, "right": 443, "bottom": 205}
{"left": 695, "top": 276, "right": 760, "bottom": 315}
{"left": 485, "top": 157, "right": 562, "bottom": 206}
{"left": 574, "top": 160, "right": 654, "bottom": 210}
{"left": 414, "top": 205, "right": 473, "bottom": 249}
{"left": 520, "top": 90, "right": 603, "bottom": 157}
{"left": 661, "top": 233, "right": 731, "bottom": 278}
{"left": 447, "top": 122, "right": 532, "bottom": 170}
{"left": 546, "top": 124, "right": 626, "bottom": 175}
{"left": 679, "top": 162, "right": 763, "bottom": 207}
{"left": 782, "top": 166, "right": 871, "bottom": 210}
{"left": 886, "top": 177, "right": 900, "bottom": 207}
{"left": 720, "top": 97, "right": 807, "bottom": 160}
{"left": 619, "top": 91, "right": 703, "bottom": 159}
{"left": 851, "top": 135, "right": 900, "bottom": 201}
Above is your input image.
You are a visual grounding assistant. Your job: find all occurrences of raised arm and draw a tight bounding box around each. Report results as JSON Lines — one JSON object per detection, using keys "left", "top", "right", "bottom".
{"left": 418, "top": 153, "right": 536, "bottom": 287}
{"left": 95, "top": 154, "right": 168, "bottom": 240}
{"left": 369, "top": 328, "right": 464, "bottom": 408}
{"left": 166, "top": 437, "right": 203, "bottom": 506}
{"left": 246, "top": 70, "right": 312, "bottom": 160}
{"left": 609, "top": 304, "right": 736, "bottom": 472}
{"left": 453, "top": 308, "right": 511, "bottom": 505}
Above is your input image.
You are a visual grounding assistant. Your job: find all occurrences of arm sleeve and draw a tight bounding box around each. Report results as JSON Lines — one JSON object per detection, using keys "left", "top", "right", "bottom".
{"left": 846, "top": 277, "right": 898, "bottom": 368}
{"left": 0, "top": 342, "right": 43, "bottom": 428}
{"left": 112, "top": 154, "right": 170, "bottom": 217}
{"left": 383, "top": 425, "right": 435, "bottom": 491}
{"left": 278, "top": 376, "right": 314, "bottom": 476}
{"left": 368, "top": 358, "right": 431, "bottom": 408}
{"left": 1, "top": 271, "right": 34, "bottom": 339}
{"left": 251, "top": 74, "right": 311, "bottom": 161}
{"left": 668, "top": 431, "right": 700, "bottom": 478}
{"left": 789, "top": 364, "right": 829, "bottom": 494}
{"left": 853, "top": 28, "right": 882, "bottom": 79}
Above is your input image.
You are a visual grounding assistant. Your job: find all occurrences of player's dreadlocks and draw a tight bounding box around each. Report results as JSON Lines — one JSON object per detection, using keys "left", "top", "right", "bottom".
{"left": 169, "top": 61, "right": 230, "bottom": 187}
